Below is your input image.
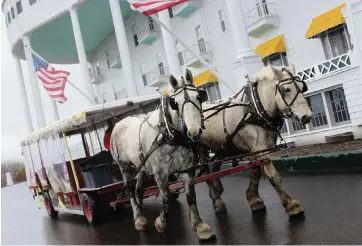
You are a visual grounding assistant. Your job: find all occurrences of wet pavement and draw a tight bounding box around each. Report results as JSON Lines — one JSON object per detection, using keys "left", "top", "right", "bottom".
{"left": 2, "top": 169, "right": 362, "bottom": 245}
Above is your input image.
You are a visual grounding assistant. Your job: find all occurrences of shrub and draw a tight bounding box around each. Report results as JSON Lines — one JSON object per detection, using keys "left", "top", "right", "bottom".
{"left": 1, "top": 159, "right": 27, "bottom": 188}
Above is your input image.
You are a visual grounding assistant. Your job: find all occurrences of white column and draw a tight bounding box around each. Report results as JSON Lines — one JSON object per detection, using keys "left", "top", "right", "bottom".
{"left": 69, "top": 6, "right": 95, "bottom": 102}
{"left": 23, "top": 35, "right": 46, "bottom": 129}
{"left": 109, "top": 0, "right": 139, "bottom": 97}
{"left": 14, "top": 55, "right": 34, "bottom": 132}
{"left": 225, "top": 0, "right": 255, "bottom": 60}
{"left": 50, "top": 100, "right": 60, "bottom": 122}
{"left": 158, "top": 10, "right": 182, "bottom": 76}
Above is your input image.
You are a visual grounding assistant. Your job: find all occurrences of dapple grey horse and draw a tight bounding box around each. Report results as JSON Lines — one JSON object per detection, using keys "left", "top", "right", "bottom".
{"left": 110, "top": 70, "right": 215, "bottom": 240}
{"left": 200, "top": 65, "right": 312, "bottom": 217}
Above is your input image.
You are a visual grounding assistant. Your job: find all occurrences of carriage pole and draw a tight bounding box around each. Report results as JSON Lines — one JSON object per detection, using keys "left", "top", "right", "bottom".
{"left": 151, "top": 14, "right": 236, "bottom": 94}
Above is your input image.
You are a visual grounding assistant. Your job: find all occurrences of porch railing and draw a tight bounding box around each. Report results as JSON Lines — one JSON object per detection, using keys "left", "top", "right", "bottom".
{"left": 115, "top": 89, "right": 128, "bottom": 100}
{"left": 244, "top": 3, "right": 277, "bottom": 27}
{"left": 297, "top": 52, "right": 352, "bottom": 81}
{"left": 145, "top": 66, "right": 169, "bottom": 85}
{"left": 108, "top": 52, "right": 121, "bottom": 66}
{"left": 180, "top": 41, "right": 212, "bottom": 64}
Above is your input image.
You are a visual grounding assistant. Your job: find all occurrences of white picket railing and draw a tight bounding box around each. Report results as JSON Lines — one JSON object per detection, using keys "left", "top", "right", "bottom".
{"left": 297, "top": 52, "right": 352, "bottom": 82}
{"left": 108, "top": 52, "right": 121, "bottom": 67}
{"left": 180, "top": 41, "right": 212, "bottom": 64}
{"left": 115, "top": 89, "right": 128, "bottom": 100}
{"left": 145, "top": 66, "right": 169, "bottom": 85}
{"left": 244, "top": 3, "right": 277, "bottom": 27}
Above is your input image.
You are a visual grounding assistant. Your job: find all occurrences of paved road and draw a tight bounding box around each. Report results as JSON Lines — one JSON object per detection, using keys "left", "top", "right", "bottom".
{"left": 2, "top": 170, "right": 362, "bottom": 245}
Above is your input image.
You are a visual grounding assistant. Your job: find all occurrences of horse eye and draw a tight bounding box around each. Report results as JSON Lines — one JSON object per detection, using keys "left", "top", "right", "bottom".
{"left": 285, "top": 88, "right": 291, "bottom": 93}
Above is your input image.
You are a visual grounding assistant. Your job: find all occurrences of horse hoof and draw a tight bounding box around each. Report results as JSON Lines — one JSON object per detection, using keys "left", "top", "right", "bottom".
{"left": 196, "top": 223, "right": 216, "bottom": 241}
{"left": 214, "top": 199, "right": 227, "bottom": 213}
{"left": 154, "top": 216, "right": 166, "bottom": 233}
{"left": 249, "top": 197, "right": 266, "bottom": 212}
{"left": 135, "top": 216, "right": 148, "bottom": 231}
{"left": 286, "top": 200, "right": 304, "bottom": 217}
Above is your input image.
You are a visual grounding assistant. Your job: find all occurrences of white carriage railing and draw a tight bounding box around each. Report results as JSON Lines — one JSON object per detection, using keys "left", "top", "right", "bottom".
{"left": 244, "top": 3, "right": 277, "bottom": 27}
{"left": 297, "top": 52, "right": 352, "bottom": 82}
{"left": 180, "top": 41, "right": 212, "bottom": 64}
{"left": 145, "top": 66, "right": 169, "bottom": 85}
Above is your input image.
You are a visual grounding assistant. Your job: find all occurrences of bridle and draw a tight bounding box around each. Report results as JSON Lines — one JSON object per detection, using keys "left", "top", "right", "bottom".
{"left": 168, "top": 77, "right": 208, "bottom": 130}
{"left": 275, "top": 68, "right": 308, "bottom": 118}
{"left": 247, "top": 68, "right": 308, "bottom": 131}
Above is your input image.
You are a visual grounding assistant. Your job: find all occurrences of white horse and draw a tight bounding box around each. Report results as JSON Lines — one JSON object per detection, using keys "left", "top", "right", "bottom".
{"left": 110, "top": 70, "right": 215, "bottom": 240}
{"left": 200, "top": 65, "right": 312, "bottom": 217}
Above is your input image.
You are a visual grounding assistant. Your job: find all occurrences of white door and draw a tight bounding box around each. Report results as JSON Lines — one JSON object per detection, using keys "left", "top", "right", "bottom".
{"left": 195, "top": 25, "right": 206, "bottom": 52}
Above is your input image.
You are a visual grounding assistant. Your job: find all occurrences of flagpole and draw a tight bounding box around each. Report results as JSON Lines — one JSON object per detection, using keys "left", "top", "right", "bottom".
{"left": 151, "top": 14, "right": 235, "bottom": 94}
{"left": 28, "top": 47, "right": 97, "bottom": 105}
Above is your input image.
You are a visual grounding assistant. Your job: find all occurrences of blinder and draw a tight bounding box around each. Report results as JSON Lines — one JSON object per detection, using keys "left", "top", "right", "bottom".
{"left": 169, "top": 97, "right": 178, "bottom": 110}
{"left": 198, "top": 89, "right": 208, "bottom": 103}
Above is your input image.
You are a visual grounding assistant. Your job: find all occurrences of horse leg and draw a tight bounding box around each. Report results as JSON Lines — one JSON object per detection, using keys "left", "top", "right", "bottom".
{"left": 153, "top": 170, "right": 170, "bottom": 233}
{"left": 120, "top": 164, "right": 148, "bottom": 231}
{"left": 262, "top": 158, "right": 304, "bottom": 217}
{"left": 205, "top": 163, "right": 226, "bottom": 213}
{"left": 184, "top": 171, "right": 215, "bottom": 240}
{"left": 133, "top": 171, "right": 148, "bottom": 231}
{"left": 246, "top": 166, "right": 266, "bottom": 212}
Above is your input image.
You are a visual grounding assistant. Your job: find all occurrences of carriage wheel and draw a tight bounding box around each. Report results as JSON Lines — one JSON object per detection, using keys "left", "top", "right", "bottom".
{"left": 43, "top": 191, "right": 58, "bottom": 218}
{"left": 81, "top": 193, "right": 100, "bottom": 225}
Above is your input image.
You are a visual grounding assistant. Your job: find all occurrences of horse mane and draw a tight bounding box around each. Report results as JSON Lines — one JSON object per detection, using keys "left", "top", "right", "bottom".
{"left": 253, "top": 65, "right": 279, "bottom": 82}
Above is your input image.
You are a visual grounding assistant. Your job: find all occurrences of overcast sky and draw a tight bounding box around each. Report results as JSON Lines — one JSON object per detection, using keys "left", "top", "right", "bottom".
{"left": 1, "top": 20, "right": 91, "bottom": 162}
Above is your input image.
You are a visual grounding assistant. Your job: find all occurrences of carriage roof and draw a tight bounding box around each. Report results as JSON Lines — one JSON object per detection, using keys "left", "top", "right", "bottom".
{"left": 20, "top": 94, "right": 160, "bottom": 147}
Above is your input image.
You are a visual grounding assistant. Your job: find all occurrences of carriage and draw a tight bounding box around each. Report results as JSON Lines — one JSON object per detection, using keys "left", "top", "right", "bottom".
{"left": 21, "top": 92, "right": 267, "bottom": 225}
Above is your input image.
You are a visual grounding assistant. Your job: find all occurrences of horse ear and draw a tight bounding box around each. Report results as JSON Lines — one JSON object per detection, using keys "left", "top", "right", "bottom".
{"left": 169, "top": 74, "right": 178, "bottom": 89}
{"left": 290, "top": 63, "right": 296, "bottom": 75}
{"left": 271, "top": 65, "right": 283, "bottom": 81}
{"left": 185, "top": 69, "right": 193, "bottom": 84}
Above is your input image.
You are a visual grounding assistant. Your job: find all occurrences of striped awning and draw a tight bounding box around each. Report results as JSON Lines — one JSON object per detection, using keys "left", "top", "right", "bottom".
{"left": 305, "top": 3, "right": 347, "bottom": 39}
{"left": 254, "top": 35, "right": 286, "bottom": 58}
{"left": 193, "top": 70, "right": 218, "bottom": 87}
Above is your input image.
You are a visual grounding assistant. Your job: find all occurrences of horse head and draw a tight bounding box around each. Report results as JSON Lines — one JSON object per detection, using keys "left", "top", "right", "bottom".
{"left": 168, "top": 69, "right": 208, "bottom": 141}
{"left": 253, "top": 65, "right": 312, "bottom": 125}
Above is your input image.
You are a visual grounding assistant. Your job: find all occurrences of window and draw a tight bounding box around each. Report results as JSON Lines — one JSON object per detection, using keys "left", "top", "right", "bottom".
{"left": 10, "top": 7, "right": 15, "bottom": 19}
{"left": 327, "top": 88, "right": 350, "bottom": 124}
{"left": 105, "top": 50, "right": 110, "bottom": 69}
{"left": 176, "top": 41, "right": 184, "bottom": 66}
{"left": 307, "top": 94, "right": 328, "bottom": 128}
{"left": 291, "top": 118, "right": 307, "bottom": 132}
{"left": 200, "top": 82, "right": 221, "bottom": 103}
{"left": 156, "top": 51, "right": 164, "bottom": 75}
{"left": 263, "top": 52, "right": 289, "bottom": 67}
{"left": 16, "top": 1, "right": 22, "bottom": 14}
{"left": 168, "top": 7, "right": 173, "bottom": 18}
{"left": 148, "top": 16, "right": 155, "bottom": 31}
{"left": 140, "top": 63, "right": 147, "bottom": 86}
{"left": 320, "top": 25, "right": 351, "bottom": 59}
{"left": 29, "top": 0, "right": 37, "bottom": 5}
{"left": 218, "top": 9, "right": 227, "bottom": 33}
{"left": 195, "top": 25, "right": 206, "bottom": 52}
{"left": 132, "top": 25, "right": 139, "bottom": 47}
{"left": 7, "top": 12, "right": 11, "bottom": 24}
{"left": 256, "top": 0, "right": 269, "bottom": 17}
{"left": 280, "top": 120, "right": 288, "bottom": 134}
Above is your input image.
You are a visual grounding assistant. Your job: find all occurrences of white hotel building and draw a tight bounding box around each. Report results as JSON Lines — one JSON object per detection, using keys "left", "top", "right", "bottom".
{"left": 3, "top": 0, "right": 362, "bottom": 146}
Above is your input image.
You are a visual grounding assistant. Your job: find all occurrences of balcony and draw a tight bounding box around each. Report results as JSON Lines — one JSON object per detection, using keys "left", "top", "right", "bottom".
{"left": 297, "top": 52, "right": 352, "bottom": 82}
{"left": 108, "top": 53, "right": 122, "bottom": 69}
{"left": 144, "top": 66, "right": 170, "bottom": 88}
{"left": 179, "top": 41, "right": 213, "bottom": 68}
{"left": 172, "top": 1, "right": 200, "bottom": 18}
{"left": 138, "top": 20, "right": 160, "bottom": 45}
{"left": 244, "top": 3, "right": 279, "bottom": 37}
{"left": 90, "top": 68, "right": 104, "bottom": 84}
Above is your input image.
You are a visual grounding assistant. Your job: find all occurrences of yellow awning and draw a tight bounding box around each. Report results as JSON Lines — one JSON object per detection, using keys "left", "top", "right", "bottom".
{"left": 305, "top": 3, "right": 346, "bottom": 39}
{"left": 193, "top": 70, "right": 218, "bottom": 87}
{"left": 254, "top": 35, "right": 286, "bottom": 59}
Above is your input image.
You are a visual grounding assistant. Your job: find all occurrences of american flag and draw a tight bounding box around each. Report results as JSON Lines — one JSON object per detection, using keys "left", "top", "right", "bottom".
{"left": 127, "top": 0, "right": 187, "bottom": 16}
{"left": 32, "top": 53, "right": 70, "bottom": 104}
